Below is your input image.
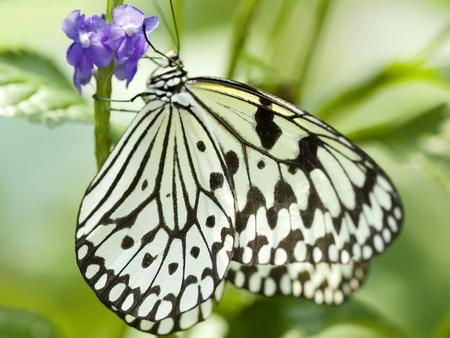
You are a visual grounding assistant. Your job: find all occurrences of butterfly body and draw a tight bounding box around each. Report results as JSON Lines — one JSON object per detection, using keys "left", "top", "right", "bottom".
{"left": 76, "top": 52, "right": 403, "bottom": 335}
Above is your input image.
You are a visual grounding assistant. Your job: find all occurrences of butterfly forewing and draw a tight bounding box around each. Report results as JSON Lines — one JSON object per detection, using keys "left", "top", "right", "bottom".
{"left": 186, "top": 77, "right": 403, "bottom": 265}
{"left": 116, "top": 281, "right": 225, "bottom": 335}
{"left": 76, "top": 100, "right": 235, "bottom": 324}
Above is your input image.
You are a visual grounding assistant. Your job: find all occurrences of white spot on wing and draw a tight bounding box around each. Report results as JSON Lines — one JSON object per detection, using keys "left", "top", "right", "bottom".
{"left": 318, "top": 147, "right": 355, "bottom": 210}
{"left": 77, "top": 245, "right": 88, "bottom": 260}
{"left": 310, "top": 169, "right": 341, "bottom": 217}
{"left": 85, "top": 264, "right": 99, "bottom": 279}
{"left": 109, "top": 283, "right": 126, "bottom": 302}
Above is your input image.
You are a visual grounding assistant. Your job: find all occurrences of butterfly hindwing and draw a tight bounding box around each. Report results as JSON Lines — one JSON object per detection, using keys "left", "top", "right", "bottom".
{"left": 75, "top": 100, "right": 235, "bottom": 324}
{"left": 186, "top": 77, "right": 403, "bottom": 265}
{"left": 227, "top": 261, "right": 368, "bottom": 304}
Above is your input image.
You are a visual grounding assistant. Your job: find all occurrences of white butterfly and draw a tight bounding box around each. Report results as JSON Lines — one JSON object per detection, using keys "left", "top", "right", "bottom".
{"left": 75, "top": 51, "right": 402, "bottom": 335}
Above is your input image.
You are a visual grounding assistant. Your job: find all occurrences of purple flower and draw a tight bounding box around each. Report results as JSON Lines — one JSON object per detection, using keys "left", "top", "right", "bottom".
{"left": 62, "top": 6, "right": 160, "bottom": 92}
{"left": 62, "top": 10, "right": 113, "bottom": 93}
{"left": 108, "top": 5, "right": 159, "bottom": 84}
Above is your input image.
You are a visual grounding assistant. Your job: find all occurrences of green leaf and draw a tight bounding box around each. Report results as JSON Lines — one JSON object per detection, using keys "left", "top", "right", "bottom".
{"left": 356, "top": 99, "right": 450, "bottom": 194}
{"left": 357, "top": 103, "right": 450, "bottom": 149}
{"left": 223, "top": 295, "right": 405, "bottom": 338}
{"left": 420, "top": 152, "right": 450, "bottom": 195}
{"left": 0, "top": 49, "right": 91, "bottom": 126}
{"left": 317, "top": 70, "right": 450, "bottom": 141}
{"left": 432, "top": 310, "right": 450, "bottom": 338}
{"left": 0, "top": 307, "right": 61, "bottom": 338}
{"left": 316, "top": 62, "right": 450, "bottom": 124}
{"left": 418, "top": 116, "right": 450, "bottom": 194}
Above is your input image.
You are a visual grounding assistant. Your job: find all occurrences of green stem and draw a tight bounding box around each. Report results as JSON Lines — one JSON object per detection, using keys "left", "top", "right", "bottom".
{"left": 292, "top": 0, "right": 332, "bottom": 103}
{"left": 94, "top": 65, "right": 113, "bottom": 168}
{"left": 106, "top": 0, "right": 123, "bottom": 22}
{"left": 268, "top": 0, "right": 297, "bottom": 62}
{"left": 94, "top": 0, "right": 123, "bottom": 169}
{"left": 226, "top": 0, "right": 259, "bottom": 79}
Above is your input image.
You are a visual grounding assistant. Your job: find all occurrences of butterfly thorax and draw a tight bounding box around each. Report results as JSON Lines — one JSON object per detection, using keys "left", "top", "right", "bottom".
{"left": 146, "top": 51, "right": 187, "bottom": 100}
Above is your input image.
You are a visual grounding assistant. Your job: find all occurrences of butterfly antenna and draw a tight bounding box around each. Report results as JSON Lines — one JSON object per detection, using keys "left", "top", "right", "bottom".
{"left": 169, "top": 0, "right": 181, "bottom": 55}
{"left": 143, "top": 23, "right": 169, "bottom": 60}
{"left": 154, "top": 0, "right": 178, "bottom": 51}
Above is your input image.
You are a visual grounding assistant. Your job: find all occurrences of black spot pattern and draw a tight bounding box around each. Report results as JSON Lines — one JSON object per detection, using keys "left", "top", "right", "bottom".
{"left": 235, "top": 187, "right": 266, "bottom": 234}
{"left": 209, "top": 172, "right": 224, "bottom": 190}
{"left": 121, "top": 236, "right": 134, "bottom": 249}
{"left": 196, "top": 141, "right": 206, "bottom": 152}
{"left": 266, "top": 180, "right": 297, "bottom": 231}
{"left": 224, "top": 151, "right": 239, "bottom": 175}
{"left": 206, "top": 215, "right": 215, "bottom": 227}
{"left": 291, "top": 135, "right": 321, "bottom": 172}
{"left": 257, "top": 160, "right": 265, "bottom": 169}
{"left": 168, "top": 263, "right": 179, "bottom": 274}
{"left": 142, "top": 253, "right": 157, "bottom": 268}
{"left": 255, "top": 101, "right": 282, "bottom": 149}
{"left": 190, "top": 246, "right": 200, "bottom": 258}
{"left": 141, "top": 179, "right": 148, "bottom": 190}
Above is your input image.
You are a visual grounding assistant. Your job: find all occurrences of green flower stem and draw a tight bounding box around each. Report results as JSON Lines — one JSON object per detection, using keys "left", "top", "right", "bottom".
{"left": 94, "top": 64, "right": 113, "bottom": 168}
{"left": 106, "top": 0, "right": 123, "bottom": 22}
{"left": 292, "top": 0, "right": 332, "bottom": 104}
{"left": 94, "top": 0, "right": 123, "bottom": 169}
{"left": 226, "top": 0, "right": 259, "bottom": 79}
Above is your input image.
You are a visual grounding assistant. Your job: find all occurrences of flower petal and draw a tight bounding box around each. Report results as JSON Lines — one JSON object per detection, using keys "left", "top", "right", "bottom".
{"left": 144, "top": 16, "right": 160, "bottom": 34}
{"left": 85, "top": 14, "right": 108, "bottom": 32}
{"left": 115, "top": 38, "right": 129, "bottom": 61}
{"left": 66, "top": 42, "right": 84, "bottom": 66}
{"left": 88, "top": 34, "right": 113, "bottom": 67}
{"left": 103, "top": 25, "right": 125, "bottom": 51}
{"left": 112, "top": 5, "right": 145, "bottom": 29}
{"left": 115, "top": 36, "right": 134, "bottom": 62}
{"left": 130, "top": 34, "right": 148, "bottom": 60}
{"left": 77, "top": 53, "right": 94, "bottom": 78}
{"left": 73, "top": 70, "right": 91, "bottom": 94}
{"left": 73, "top": 55, "right": 93, "bottom": 93}
{"left": 115, "top": 34, "right": 147, "bottom": 63}
{"left": 89, "top": 45, "right": 113, "bottom": 68}
{"left": 62, "top": 10, "right": 83, "bottom": 40}
{"left": 114, "top": 59, "right": 138, "bottom": 85}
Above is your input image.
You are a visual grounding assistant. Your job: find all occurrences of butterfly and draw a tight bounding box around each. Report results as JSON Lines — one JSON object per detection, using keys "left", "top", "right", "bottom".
{"left": 75, "top": 19, "right": 403, "bottom": 338}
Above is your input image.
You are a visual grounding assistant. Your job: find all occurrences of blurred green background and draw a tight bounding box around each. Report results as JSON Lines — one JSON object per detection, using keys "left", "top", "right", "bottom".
{"left": 0, "top": 0, "right": 449, "bottom": 337}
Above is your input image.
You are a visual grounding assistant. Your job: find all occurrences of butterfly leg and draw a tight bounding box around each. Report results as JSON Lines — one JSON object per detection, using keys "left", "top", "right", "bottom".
{"left": 110, "top": 107, "right": 140, "bottom": 113}
{"left": 93, "top": 92, "right": 158, "bottom": 104}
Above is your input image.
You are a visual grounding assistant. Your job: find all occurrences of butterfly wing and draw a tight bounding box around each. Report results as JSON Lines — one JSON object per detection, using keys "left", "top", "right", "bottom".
{"left": 227, "top": 261, "right": 368, "bottom": 304}
{"left": 76, "top": 99, "right": 235, "bottom": 327}
{"left": 114, "top": 281, "right": 225, "bottom": 335}
{"left": 186, "top": 77, "right": 403, "bottom": 265}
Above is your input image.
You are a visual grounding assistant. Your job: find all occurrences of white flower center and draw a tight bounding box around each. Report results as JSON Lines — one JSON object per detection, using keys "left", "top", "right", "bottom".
{"left": 79, "top": 32, "right": 91, "bottom": 48}
{"left": 125, "top": 24, "right": 139, "bottom": 37}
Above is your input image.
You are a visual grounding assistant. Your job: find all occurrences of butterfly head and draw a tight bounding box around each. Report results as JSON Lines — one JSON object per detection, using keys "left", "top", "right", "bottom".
{"left": 146, "top": 50, "right": 187, "bottom": 98}
{"left": 165, "top": 50, "right": 182, "bottom": 67}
